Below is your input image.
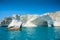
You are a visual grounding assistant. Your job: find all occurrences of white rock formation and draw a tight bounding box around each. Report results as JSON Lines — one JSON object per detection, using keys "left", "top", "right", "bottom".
{"left": 8, "top": 19, "right": 22, "bottom": 28}
{"left": 8, "top": 14, "right": 22, "bottom": 28}
{"left": 31, "top": 14, "right": 53, "bottom": 27}
{"left": 48, "top": 11, "right": 60, "bottom": 26}
{"left": 20, "top": 14, "right": 39, "bottom": 27}
{"left": 6, "top": 11, "right": 60, "bottom": 27}
{"left": 20, "top": 14, "right": 53, "bottom": 27}
{"left": 23, "top": 21, "right": 37, "bottom": 27}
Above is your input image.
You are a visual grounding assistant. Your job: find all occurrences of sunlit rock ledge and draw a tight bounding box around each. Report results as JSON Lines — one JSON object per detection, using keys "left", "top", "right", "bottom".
{"left": 0, "top": 11, "right": 60, "bottom": 27}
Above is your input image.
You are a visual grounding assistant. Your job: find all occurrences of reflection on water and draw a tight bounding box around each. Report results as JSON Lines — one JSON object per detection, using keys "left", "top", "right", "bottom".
{"left": 48, "top": 27, "right": 55, "bottom": 40}
{"left": 8, "top": 30, "right": 21, "bottom": 40}
{"left": 0, "top": 27, "right": 60, "bottom": 40}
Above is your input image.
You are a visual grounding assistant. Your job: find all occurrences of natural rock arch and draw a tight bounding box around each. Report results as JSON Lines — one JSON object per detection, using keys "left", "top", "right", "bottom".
{"left": 31, "top": 15, "right": 53, "bottom": 27}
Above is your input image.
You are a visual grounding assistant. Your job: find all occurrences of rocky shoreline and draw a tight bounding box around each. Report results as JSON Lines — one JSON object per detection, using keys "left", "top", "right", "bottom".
{"left": 0, "top": 11, "right": 60, "bottom": 27}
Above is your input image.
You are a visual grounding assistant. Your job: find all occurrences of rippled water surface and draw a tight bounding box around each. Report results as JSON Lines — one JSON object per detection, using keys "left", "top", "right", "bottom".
{"left": 0, "top": 26, "right": 60, "bottom": 40}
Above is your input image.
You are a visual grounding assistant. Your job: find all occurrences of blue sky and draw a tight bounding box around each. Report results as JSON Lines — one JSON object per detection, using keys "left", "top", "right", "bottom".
{"left": 0, "top": 0, "right": 60, "bottom": 20}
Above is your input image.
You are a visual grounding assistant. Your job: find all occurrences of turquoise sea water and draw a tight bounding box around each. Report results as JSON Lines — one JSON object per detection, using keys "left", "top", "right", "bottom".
{"left": 0, "top": 26, "right": 60, "bottom": 40}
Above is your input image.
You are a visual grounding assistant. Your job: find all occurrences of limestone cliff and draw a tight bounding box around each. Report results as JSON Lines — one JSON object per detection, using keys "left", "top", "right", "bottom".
{"left": 0, "top": 11, "right": 60, "bottom": 27}
{"left": 48, "top": 11, "right": 60, "bottom": 26}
